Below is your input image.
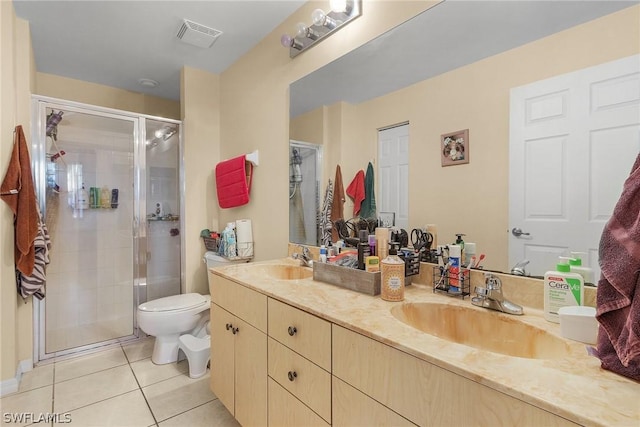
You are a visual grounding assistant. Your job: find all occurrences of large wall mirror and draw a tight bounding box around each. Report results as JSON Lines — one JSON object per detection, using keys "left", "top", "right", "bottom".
{"left": 289, "top": 1, "right": 640, "bottom": 276}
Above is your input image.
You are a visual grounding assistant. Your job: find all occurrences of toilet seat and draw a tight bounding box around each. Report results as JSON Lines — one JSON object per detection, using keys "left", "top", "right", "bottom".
{"left": 139, "top": 293, "right": 208, "bottom": 313}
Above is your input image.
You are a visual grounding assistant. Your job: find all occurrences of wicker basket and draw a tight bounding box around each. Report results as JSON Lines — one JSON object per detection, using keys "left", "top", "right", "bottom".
{"left": 202, "top": 236, "right": 219, "bottom": 251}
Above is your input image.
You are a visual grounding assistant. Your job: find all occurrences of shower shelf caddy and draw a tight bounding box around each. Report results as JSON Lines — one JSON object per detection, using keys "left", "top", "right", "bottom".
{"left": 432, "top": 266, "right": 470, "bottom": 299}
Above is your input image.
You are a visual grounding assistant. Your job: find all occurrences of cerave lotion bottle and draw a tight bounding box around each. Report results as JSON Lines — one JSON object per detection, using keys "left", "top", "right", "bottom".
{"left": 544, "top": 262, "right": 584, "bottom": 323}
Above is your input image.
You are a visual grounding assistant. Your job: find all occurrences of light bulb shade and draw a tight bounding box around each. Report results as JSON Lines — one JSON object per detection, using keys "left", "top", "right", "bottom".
{"left": 154, "top": 129, "right": 164, "bottom": 138}
{"left": 330, "top": 0, "right": 348, "bottom": 13}
{"left": 295, "top": 23, "right": 307, "bottom": 38}
{"left": 281, "top": 34, "right": 303, "bottom": 50}
{"left": 281, "top": 34, "right": 294, "bottom": 48}
{"left": 311, "top": 9, "right": 326, "bottom": 26}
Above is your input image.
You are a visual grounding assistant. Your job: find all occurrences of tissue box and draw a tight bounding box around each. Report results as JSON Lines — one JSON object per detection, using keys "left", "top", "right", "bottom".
{"left": 558, "top": 306, "right": 598, "bottom": 345}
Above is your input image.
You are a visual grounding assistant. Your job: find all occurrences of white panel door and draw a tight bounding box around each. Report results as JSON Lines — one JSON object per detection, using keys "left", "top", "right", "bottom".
{"left": 510, "top": 55, "right": 640, "bottom": 279}
{"left": 378, "top": 124, "right": 409, "bottom": 230}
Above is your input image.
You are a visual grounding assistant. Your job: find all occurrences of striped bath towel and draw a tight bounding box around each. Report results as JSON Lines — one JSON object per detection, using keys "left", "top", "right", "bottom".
{"left": 18, "top": 209, "right": 51, "bottom": 300}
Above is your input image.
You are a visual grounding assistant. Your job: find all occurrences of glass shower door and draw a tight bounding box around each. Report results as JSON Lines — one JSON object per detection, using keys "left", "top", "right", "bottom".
{"left": 39, "top": 103, "right": 138, "bottom": 354}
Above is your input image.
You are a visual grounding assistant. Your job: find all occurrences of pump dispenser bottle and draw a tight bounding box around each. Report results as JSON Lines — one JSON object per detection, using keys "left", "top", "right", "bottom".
{"left": 564, "top": 252, "right": 595, "bottom": 285}
{"left": 381, "top": 243, "right": 405, "bottom": 301}
{"left": 544, "top": 261, "right": 584, "bottom": 323}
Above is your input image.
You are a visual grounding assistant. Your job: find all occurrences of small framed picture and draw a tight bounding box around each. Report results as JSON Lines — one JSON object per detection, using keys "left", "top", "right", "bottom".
{"left": 378, "top": 212, "right": 395, "bottom": 227}
{"left": 441, "top": 129, "right": 469, "bottom": 167}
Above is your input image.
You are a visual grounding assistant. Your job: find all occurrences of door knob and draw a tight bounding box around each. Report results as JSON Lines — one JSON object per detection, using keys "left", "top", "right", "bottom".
{"left": 226, "top": 323, "right": 232, "bottom": 330}
{"left": 511, "top": 227, "right": 531, "bottom": 237}
{"left": 288, "top": 326, "right": 297, "bottom": 336}
{"left": 287, "top": 371, "right": 297, "bottom": 381}
{"left": 232, "top": 327, "right": 239, "bottom": 335}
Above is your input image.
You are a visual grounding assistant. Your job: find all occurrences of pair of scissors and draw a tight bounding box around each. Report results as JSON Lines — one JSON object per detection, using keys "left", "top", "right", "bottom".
{"left": 410, "top": 229, "right": 433, "bottom": 252}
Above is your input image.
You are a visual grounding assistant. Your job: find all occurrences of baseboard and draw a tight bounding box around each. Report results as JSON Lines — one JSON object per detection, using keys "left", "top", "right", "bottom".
{"left": 0, "top": 358, "right": 33, "bottom": 397}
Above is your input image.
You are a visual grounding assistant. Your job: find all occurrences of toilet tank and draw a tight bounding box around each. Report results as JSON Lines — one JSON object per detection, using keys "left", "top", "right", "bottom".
{"left": 203, "top": 251, "right": 247, "bottom": 268}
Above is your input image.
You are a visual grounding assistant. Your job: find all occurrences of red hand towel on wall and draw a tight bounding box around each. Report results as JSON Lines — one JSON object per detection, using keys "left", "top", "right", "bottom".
{"left": 215, "top": 155, "right": 253, "bottom": 209}
{"left": 1, "top": 126, "right": 39, "bottom": 276}
{"left": 346, "top": 169, "right": 365, "bottom": 216}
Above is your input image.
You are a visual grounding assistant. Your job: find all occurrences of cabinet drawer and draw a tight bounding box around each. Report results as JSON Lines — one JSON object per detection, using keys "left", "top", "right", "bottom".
{"left": 268, "top": 298, "right": 331, "bottom": 370}
{"left": 210, "top": 274, "right": 267, "bottom": 332}
{"left": 333, "top": 376, "right": 416, "bottom": 427}
{"left": 268, "top": 338, "right": 331, "bottom": 422}
{"left": 268, "top": 378, "right": 330, "bottom": 427}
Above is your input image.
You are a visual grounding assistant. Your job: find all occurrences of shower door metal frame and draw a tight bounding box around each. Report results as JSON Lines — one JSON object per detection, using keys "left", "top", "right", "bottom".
{"left": 31, "top": 95, "right": 184, "bottom": 363}
{"left": 289, "top": 140, "right": 323, "bottom": 246}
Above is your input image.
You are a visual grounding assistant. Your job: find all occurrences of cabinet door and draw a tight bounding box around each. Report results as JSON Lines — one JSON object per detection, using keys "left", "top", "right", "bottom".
{"left": 333, "top": 376, "right": 416, "bottom": 427}
{"left": 210, "top": 304, "right": 235, "bottom": 414}
{"left": 268, "top": 378, "right": 330, "bottom": 427}
{"left": 235, "top": 317, "right": 267, "bottom": 427}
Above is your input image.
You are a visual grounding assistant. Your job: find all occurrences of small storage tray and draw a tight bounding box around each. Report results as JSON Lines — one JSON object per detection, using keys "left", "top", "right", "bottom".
{"left": 432, "top": 266, "right": 470, "bottom": 299}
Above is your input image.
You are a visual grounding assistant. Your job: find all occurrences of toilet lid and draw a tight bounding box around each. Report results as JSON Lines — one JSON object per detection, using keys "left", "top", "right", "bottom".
{"left": 139, "top": 293, "right": 207, "bottom": 312}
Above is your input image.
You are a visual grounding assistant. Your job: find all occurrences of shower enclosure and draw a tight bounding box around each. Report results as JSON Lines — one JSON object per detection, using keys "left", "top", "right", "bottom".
{"left": 289, "top": 140, "right": 322, "bottom": 246}
{"left": 31, "top": 96, "right": 183, "bottom": 361}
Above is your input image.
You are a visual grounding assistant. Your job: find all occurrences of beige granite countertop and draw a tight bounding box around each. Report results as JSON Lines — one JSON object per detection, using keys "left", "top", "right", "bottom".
{"left": 210, "top": 258, "right": 639, "bottom": 427}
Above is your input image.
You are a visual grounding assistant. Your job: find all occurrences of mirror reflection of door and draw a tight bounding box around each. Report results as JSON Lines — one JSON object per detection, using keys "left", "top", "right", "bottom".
{"left": 378, "top": 124, "right": 409, "bottom": 230}
{"left": 289, "top": 140, "right": 322, "bottom": 246}
{"left": 509, "top": 55, "right": 640, "bottom": 279}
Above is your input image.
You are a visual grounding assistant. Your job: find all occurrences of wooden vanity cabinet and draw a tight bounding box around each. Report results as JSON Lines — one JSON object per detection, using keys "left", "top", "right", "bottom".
{"left": 267, "top": 298, "right": 332, "bottom": 426}
{"left": 209, "top": 274, "right": 267, "bottom": 427}
{"left": 332, "top": 325, "right": 578, "bottom": 427}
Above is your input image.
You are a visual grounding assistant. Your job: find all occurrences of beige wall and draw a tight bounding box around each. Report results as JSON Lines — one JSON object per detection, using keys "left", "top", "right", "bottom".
{"left": 180, "top": 67, "right": 221, "bottom": 295}
{"left": 36, "top": 73, "right": 180, "bottom": 119}
{"left": 219, "top": 0, "right": 436, "bottom": 261}
{"left": 1, "top": 3, "right": 36, "bottom": 383}
{"left": 290, "top": 5, "right": 640, "bottom": 272}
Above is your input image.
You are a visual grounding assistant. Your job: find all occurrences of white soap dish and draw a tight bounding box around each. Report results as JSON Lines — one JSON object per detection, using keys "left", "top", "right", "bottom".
{"left": 558, "top": 306, "right": 598, "bottom": 345}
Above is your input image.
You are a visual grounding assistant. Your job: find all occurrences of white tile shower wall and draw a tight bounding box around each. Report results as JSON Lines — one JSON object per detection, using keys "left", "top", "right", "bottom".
{"left": 146, "top": 164, "right": 180, "bottom": 301}
{"left": 45, "top": 140, "right": 135, "bottom": 353}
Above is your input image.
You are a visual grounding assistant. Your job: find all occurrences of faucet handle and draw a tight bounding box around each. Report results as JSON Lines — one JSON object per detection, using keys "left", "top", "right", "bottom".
{"left": 474, "top": 286, "right": 488, "bottom": 297}
{"left": 484, "top": 273, "right": 502, "bottom": 290}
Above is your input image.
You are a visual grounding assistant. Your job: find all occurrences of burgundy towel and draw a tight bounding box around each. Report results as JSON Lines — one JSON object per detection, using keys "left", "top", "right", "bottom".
{"left": 346, "top": 170, "right": 365, "bottom": 216}
{"left": 215, "top": 155, "right": 253, "bottom": 209}
{"left": 596, "top": 153, "right": 640, "bottom": 380}
{"left": 1, "top": 126, "right": 38, "bottom": 276}
{"left": 330, "top": 165, "right": 345, "bottom": 242}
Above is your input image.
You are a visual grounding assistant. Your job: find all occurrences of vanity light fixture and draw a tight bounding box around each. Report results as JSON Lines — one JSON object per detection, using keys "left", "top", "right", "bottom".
{"left": 154, "top": 126, "right": 177, "bottom": 141}
{"left": 280, "top": 0, "right": 361, "bottom": 58}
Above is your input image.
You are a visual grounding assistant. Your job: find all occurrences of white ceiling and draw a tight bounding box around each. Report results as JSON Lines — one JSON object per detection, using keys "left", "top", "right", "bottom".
{"left": 13, "top": 0, "right": 639, "bottom": 109}
{"left": 13, "top": 0, "right": 307, "bottom": 101}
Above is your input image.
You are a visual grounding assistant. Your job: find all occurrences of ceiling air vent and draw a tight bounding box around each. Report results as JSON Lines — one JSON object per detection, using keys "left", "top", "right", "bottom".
{"left": 176, "top": 19, "right": 222, "bottom": 48}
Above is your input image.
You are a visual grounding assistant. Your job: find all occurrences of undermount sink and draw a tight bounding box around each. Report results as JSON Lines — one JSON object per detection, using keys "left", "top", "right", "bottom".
{"left": 391, "top": 302, "right": 571, "bottom": 359}
{"left": 254, "top": 264, "right": 313, "bottom": 280}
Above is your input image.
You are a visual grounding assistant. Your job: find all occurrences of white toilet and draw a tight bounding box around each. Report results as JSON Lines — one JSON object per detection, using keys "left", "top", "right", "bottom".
{"left": 138, "top": 252, "right": 248, "bottom": 366}
{"left": 137, "top": 293, "right": 211, "bottom": 364}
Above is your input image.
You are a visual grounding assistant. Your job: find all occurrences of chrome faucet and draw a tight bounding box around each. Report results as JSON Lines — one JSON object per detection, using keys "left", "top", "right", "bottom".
{"left": 510, "top": 259, "right": 530, "bottom": 276}
{"left": 471, "top": 273, "right": 523, "bottom": 315}
{"left": 292, "top": 245, "right": 313, "bottom": 267}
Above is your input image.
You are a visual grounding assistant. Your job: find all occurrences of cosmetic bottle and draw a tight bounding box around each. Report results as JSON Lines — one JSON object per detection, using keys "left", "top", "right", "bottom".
{"left": 319, "top": 245, "right": 327, "bottom": 263}
{"left": 448, "top": 244, "right": 462, "bottom": 293}
{"left": 563, "top": 252, "right": 595, "bottom": 285}
{"left": 357, "top": 230, "right": 370, "bottom": 270}
{"left": 381, "top": 243, "right": 405, "bottom": 301}
{"left": 544, "top": 260, "right": 584, "bottom": 323}
{"left": 77, "top": 184, "right": 89, "bottom": 210}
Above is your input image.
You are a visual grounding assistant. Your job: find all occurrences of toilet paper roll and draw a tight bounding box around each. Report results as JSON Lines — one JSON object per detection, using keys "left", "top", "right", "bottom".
{"left": 236, "top": 219, "right": 253, "bottom": 258}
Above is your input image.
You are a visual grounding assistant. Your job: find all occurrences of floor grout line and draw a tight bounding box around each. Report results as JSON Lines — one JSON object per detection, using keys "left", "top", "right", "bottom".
{"left": 123, "top": 342, "right": 159, "bottom": 426}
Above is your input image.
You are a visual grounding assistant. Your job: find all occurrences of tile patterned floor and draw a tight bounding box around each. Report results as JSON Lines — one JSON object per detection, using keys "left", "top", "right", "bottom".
{"left": 0, "top": 338, "right": 240, "bottom": 427}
